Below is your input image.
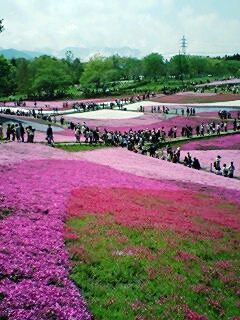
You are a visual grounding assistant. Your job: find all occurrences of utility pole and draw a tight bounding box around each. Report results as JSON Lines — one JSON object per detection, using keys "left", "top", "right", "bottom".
{"left": 180, "top": 35, "right": 187, "bottom": 55}
{"left": 0, "top": 19, "right": 4, "bottom": 33}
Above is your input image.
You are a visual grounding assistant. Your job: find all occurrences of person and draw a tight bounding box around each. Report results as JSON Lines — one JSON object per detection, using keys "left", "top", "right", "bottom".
{"left": 214, "top": 155, "right": 221, "bottom": 174}
{"left": 6, "top": 124, "right": 11, "bottom": 140}
{"left": 173, "top": 126, "right": 177, "bottom": 138}
{"left": 183, "top": 155, "right": 189, "bottom": 166}
{"left": 187, "top": 152, "right": 192, "bottom": 167}
{"left": 172, "top": 151, "right": 178, "bottom": 163}
{"left": 75, "top": 127, "right": 81, "bottom": 143}
{"left": 233, "top": 119, "right": 237, "bottom": 131}
{"left": 192, "top": 157, "right": 201, "bottom": 170}
{"left": 228, "top": 161, "right": 235, "bottom": 178}
{"left": 19, "top": 123, "right": 25, "bottom": 142}
{"left": 26, "top": 126, "right": 35, "bottom": 143}
{"left": 46, "top": 124, "right": 54, "bottom": 145}
{"left": 16, "top": 124, "right": 21, "bottom": 142}
{"left": 176, "top": 147, "right": 181, "bottom": 162}
{"left": 11, "top": 124, "right": 16, "bottom": 141}
{"left": 0, "top": 123, "right": 3, "bottom": 140}
{"left": 196, "top": 125, "right": 200, "bottom": 136}
{"left": 222, "top": 164, "right": 228, "bottom": 177}
{"left": 166, "top": 145, "right": 173, "bottom": 161}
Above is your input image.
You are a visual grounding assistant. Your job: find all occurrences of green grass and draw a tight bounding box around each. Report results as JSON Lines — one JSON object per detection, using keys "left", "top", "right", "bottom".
{"left": 66, "top": 215, "right": 240, "bottom": 320}
{"left": 55, "top": 143, "right": 109, "bottom": 152}
{"left": 0, "top": 208, "right": 13, "bottom": 220}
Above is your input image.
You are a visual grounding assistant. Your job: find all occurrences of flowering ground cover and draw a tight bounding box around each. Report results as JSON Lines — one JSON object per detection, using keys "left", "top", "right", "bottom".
{"left": 0, "top": 144, "right": 180, "bottom": 319}
{"left": 0, "top": 143, "right": 240, "bottom": 319}
{"left": 4, "top": 97, "right": 117, "bottom": 110}
{"left": 152, "top": 93, "right": 240, "bottom": 104}
{"left": 63, "top": 113, "right": 220, "bottom": 132}
{"left": 181, "top": 150, "right": 240, "bottom": 178}
{"left": 66, "top": 186, "right": 240, "bottom": 320}
{"left": 60, "top": 113, "right": 166, "bottom": 132}
{"left": 182, "top": 134, "right": 240, "bottom": 151}
{"left": 78, "top": 148, "right": 240, "bottom": 190}
{"left": 196, "top": 78, "right": 240, "bottom": 87}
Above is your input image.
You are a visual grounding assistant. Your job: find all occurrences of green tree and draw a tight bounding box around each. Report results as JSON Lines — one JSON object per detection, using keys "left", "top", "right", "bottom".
{"left": 143, "top": 53, "right": 165, "bottom": 79}
{"left": 80, "top": 55, "right": 116, "bottom": 91}
{"left": 168, "top": 54, "right": 190, "bottom": 79}
{"left": 188, "top": 56, "right": 209, "bottom": 77}
{"left": 0, "top": 55, "right": 16, "bottom": 96}
{"left": 70, "top": 58, "right": 84, "bottom": 84}
{"left": 121, "top": 57, "right": 143, "bottom": 80}
{"left": 29, "top": 56, "right": 71, "bottom": 98}
{"left": 14, "top": 58, "right": 31, "bottom": 93}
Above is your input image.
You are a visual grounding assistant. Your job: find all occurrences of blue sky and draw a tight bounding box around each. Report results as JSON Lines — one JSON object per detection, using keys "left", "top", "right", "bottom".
{"left": 0, "top": 0, "right": 239, "bottom": 57}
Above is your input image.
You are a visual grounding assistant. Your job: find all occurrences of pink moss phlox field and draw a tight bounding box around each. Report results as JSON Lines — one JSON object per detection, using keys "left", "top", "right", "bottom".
{"left": 0, "top": 161, "right": 98, "bottom": 319}
{"left": 67, "top": 187, "right": 240, "bottom": 238}
{"left": 176, "top": 92, "right": 217, "bottom": 97}
{"left": 61, "top": 113, "right": 167, "bottom": 132}
{"left": 153, "top": 92, "right": 240, "bottom": 104}
{"left": 0, "top": 143, "right": 78, "bottom": 164}
{"left": 185, "top": 306, "right": 208, "bottom": 320}
{"left": 182, "top": 134, "right": 240, "bottom": 151}
{"left": 78, "top": 148, "right": 240, "bottom": 191}
{"left": 63, "top": 113, "right": 219, "bottom": 132}
{"left": 0, "top": 148, "right": 184, "bottom": 318}
{"left": 1, "top": 143, "right": 240, "bottom": 318}
{"left": 4, "top": 97, "right": 118, "bottom": 110}
{"left": 182, "top": 150, "right": 240, "bottom": 177}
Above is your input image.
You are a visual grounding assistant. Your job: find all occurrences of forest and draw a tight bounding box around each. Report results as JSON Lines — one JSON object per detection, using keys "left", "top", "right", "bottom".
{"left": 0, "top": 51, "right": 240, "bottom": 100}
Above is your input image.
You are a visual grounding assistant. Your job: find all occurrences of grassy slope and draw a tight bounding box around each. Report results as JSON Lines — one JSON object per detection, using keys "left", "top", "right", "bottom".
{"left": 55, "top": 144, "right": 108, "bottom": 152}
{"left": 65, "top": 188, "right": 240, "bottom": 320}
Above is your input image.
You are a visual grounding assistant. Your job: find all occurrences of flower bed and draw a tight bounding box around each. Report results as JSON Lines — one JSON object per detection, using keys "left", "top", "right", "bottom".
{"left": 153, "top": 93, "right": 240, "bottom": 104}
{"left": 65, "top": 186, "right": 240, "bottom": 319}
{"left": 62, "top": 113, "right": 219, "bottom": 132}
{"left": 0, "top": 147, "right": 181, "bottom": 319}
{"left": 182, "top": 134, "right": 240, "bottom": 151}
{"left": 181, "top": 149, "right": 240, "bottom": 178}
{"left": 1, "top": 143, "right": 240, "bottom": 319}
{"left": 78, "top": 148, "right": 240, "bottom": 191}
{"left": 3, "top": 97, "right": 116, "bottom": 110}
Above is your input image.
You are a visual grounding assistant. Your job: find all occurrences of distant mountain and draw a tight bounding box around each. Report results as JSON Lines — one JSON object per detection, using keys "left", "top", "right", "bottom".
{"left": 0, "top": 48, "right": 46, "bottom": 59}
{"left": 59, "top": 46, "right": 142, "bottom": 60}
{"left": 0, "top": 46, "right": 142, "bottom": 60}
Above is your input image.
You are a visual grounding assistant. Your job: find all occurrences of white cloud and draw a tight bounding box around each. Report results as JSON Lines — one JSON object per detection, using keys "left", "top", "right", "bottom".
{"left": 0, "top": 0, "right": 239, "bottom": 57}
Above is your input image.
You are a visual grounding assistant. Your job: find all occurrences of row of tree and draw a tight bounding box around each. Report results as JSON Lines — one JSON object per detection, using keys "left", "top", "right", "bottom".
{"left": 0, "top": 52, "right": 240, "bottom": 99}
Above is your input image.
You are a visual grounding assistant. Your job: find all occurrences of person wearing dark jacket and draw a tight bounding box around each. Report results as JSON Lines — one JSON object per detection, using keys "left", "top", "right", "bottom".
{"left": 192, "top": 157, "right": 201, "bottom": 170}
{"left": 46, "top": 124, "right": 54, "bottom": 145}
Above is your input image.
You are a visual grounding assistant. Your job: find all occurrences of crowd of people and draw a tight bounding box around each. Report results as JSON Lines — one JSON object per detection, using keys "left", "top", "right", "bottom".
{"left": 211, "top": 155, "right": 235, "bottom": 178}
{"left": 1, "top": 113, "right": 240, "bottom": 147}
{"left": 0, "top": 122, "right": 35, "bottom": 143}
{"left": 1, "top": 105, "right": 239, "bottom": 179}
{"left": 219, "top": 109, "right": 240, "bottom": 120}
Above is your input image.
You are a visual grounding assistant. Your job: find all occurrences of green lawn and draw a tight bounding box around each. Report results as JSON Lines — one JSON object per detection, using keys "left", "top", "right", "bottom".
{"left": 66, "top": 214, "right": 240, "bottom": 320}
{"left": 55, "top": 143, "right": 109, "bottom": 152}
